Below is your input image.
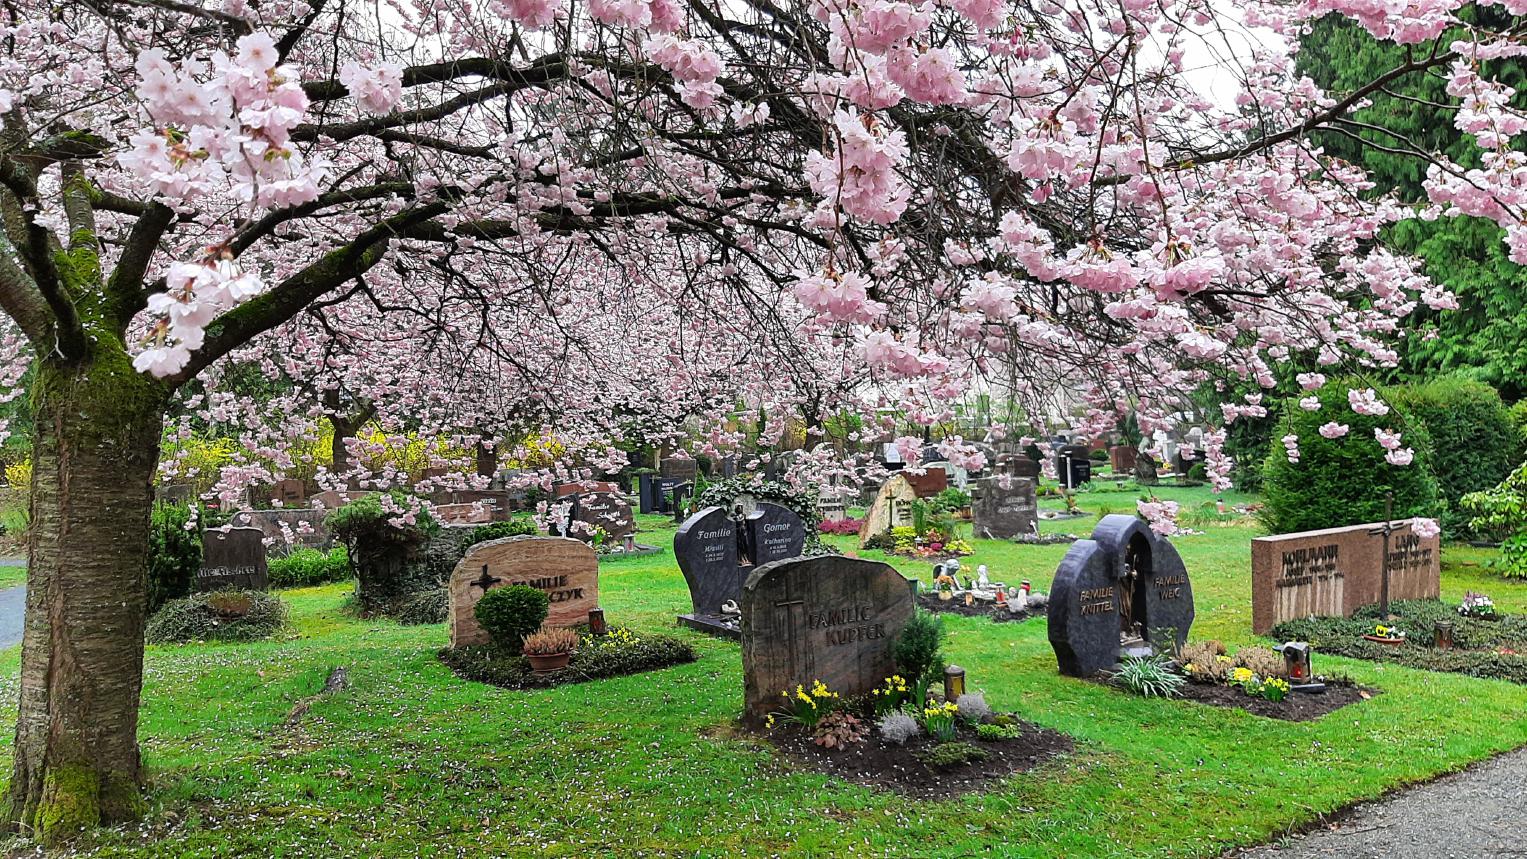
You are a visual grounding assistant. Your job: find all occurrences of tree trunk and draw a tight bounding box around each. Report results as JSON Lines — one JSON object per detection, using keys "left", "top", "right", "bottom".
{"left": 7, "top": 349, "right": 167, "bottom": 843}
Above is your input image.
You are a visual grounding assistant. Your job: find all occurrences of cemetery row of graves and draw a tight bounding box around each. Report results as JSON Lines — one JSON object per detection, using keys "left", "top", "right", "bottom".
{"left": 33, "top": 435, "right": 1525, "bottom": 856}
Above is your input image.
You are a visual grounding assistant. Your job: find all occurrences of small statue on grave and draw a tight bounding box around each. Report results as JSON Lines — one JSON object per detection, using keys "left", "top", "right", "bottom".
{"left": 1119, "top": 562, "right": 1140, "bottom": 643}
{"left": 733, "top": 504, "right": 756, "bottom": 566}
{"left": 976, "top": 565, "right": 990, "bottom": 589}
{"left": 720, "top": 599, "right": 740, "bottom": 617}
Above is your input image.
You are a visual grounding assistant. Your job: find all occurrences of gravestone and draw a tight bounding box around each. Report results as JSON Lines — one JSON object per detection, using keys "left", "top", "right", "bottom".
{"left": 1048, "top": 514, "right": 1194, "bottom": 676}
{"left": 857, "top": 473, "right": 919, "bottom": 548}
{"left": 660, "top": 457, "right": 699, "bottom": 481}
{"left": 311, "top": 489, "right": 361, "bottom": 511}
{"left": 197, "top": 526, "right": 269, "bottom": 592}
{"left": 156, "top": 483, "right": 196, "bottom": 506}
{"left": 902, "top": 469, "right": 949, "bottom": 497}
{"left": 1055, "top": 444, "right": 1092, "bottom": 488}
{"left": 433, "top": 502, "right": 495, "bottom": 525}
{"left": 271, "top": 478, "right": 307, "bottom": 507}
{"left": 1251, "top": 520, "right": 1440, "bottom": 633}
{"left": 230, "top": 508, "right": 332, "bottom": 550}
{"left": 567, "top": 490, "right": 636, "bottom": 542}
{"left": 1110, "top": 445, "right": 1138, "bottom": 474}
{"left": 447, "top": 536, "right": 599, "bottom": 648}
{"left": 555, "top": 481, "right": 619, "bottom": 498}
{"left": 972, "top": 477, "right": 1038, "bottom": 539}
{"left": 996, "top": 453, "right": 1041, "bottom": 480}
{"left": 740, "top": 556, "right": 915, "bottom": 727}
{"left": 675, "top": 502, "right": 806, "bottom": 637}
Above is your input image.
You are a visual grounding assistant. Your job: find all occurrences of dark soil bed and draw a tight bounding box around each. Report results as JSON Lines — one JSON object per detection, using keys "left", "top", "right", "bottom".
{"left": 761, "top": 720, "right": 1072, "bottom": 799}
{"left": 440, "top": 628, "right": 697, "bottom": 689}
{"left": 1173, "top": 680, "right": 1376, "bottom": 721}
{"left": 916, "top": 592, "right": 1042, "bottom": 624}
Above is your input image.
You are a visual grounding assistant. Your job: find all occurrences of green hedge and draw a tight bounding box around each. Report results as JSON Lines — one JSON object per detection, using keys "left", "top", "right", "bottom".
{"left": 268, "top": 547, "right": 352, "bottom": 589}
{"left": 1260, "top": 382, "right": 1440, "bottom": 535}
{"left": 1389, "top": 377, "right": 1520, "bottom": 530}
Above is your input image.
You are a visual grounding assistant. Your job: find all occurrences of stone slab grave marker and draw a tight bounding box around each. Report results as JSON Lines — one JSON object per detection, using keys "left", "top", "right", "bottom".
{"left": 197, "top": 526, "right": 269, "bottom": 592}
{"left": 660, "top": 456, "right": 700, "bottom": 481}
{"left": 1110, "top": 445, "right": 1138, "bottom": 474}
{"left": 856, "top": 473, "right": 925, "bottom": 548}
{"left": 1055, "top": 444, "right": 1093, "bottom": 489}
{"left": 675, "top": 502, "right": 806, "bottom": 638}
{"left": 271, "top": 478, "right": 307, "bottom": 507}
{"left": 1048, "top": 514, "right": 1194, "bottom": 676}
{"left": 996, "top": 453, "right": 1041, "bottom": 480}
{"left": 563, "top": 490, "right": 636, "bottom": 542}
{"left": 448, "top": 536, "right": 599, "bottom": 648}
{"left": 230, "top": 509, "right": 332, "bottom": 550}
{"left": 741, "top": 556, "right": 915, "bottom": 727}
{"left": 1250, "top": 520, "right": 1440, "bottom": 634}
{"left": 973, "top": 476, "right": 1038, "bottom": 539}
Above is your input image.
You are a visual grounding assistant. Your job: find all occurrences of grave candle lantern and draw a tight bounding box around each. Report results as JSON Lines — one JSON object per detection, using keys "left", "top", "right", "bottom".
{"left": 623, "top": 534, "right": 636, "bottom": 553}
{"left": 1434, "top": 620, "right": 1454, "bottom": 650}
{"left": 1278, "top": 641, "right": 1312, "bottom": 682}
{"left": 943, "top": 665, "right": 966, "bottom": 701}
{"left": 588, "top": 607, "right": 607, "bottom": 636}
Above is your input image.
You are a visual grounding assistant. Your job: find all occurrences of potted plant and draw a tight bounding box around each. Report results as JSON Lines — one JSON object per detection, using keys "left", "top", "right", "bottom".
{"left": 1362, "top": 623, "right": 1406, "bottom": 645}
{"left": 522, "top": 627, "right": 579, "bottom": 673}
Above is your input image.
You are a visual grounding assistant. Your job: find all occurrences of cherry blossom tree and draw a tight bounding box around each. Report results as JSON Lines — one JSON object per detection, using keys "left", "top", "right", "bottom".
{"left": 0, "top": 0, "right": 1518, "bottom": 840}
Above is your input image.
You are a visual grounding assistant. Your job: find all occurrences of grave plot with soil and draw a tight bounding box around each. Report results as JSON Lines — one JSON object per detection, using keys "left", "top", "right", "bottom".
{"left": 440, "top": 626, "right": 697, "bottom": 690}
{"left": 915, "top": 591, "right": 1045, "bottom": 624}
{"left": 757, "top": 689, "right": 1072, "bottom": 799}
{"left": 1271, "top": 597, "right": 1527, "bottom": 685}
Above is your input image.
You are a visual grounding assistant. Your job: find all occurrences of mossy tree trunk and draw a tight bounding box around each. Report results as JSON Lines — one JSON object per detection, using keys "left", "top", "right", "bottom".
{"left": 7, "top": 337, "right": 169, "bottom": 843}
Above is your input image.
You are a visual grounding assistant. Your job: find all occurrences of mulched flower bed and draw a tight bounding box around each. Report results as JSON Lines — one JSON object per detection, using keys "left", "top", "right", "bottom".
{"left": 440, "top": 627, "right": 697, "bottom": 689}
{"left": 915, "top": 592, "right": 1044, "bottom": 624}
{"left": 760, "top": 718, "right": 1072, "bottom": 799}
{"left": 1173, "top": 679, "right": 1376, "bottom": 721}
{"left": 1009, "top": 533, "right": 1079, "bottom": 545}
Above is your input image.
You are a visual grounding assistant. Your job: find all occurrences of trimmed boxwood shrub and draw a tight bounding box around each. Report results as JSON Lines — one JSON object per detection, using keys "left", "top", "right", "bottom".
{"left": 148, "top": 502, "right": 203, "bottom": 613}
{"left": 268, "top": 547, "right": 352, "bottom": 589}
{"left": 469, "top": 517, "right": 538, "bottom": 545}
{"left": 1389, "top": 377, "right": 1521, "bottom": 533}
{"left": 473, "top": 584, "right": 548, "bottom": 648}
{"left": 440, "top": 628, "right": 697, "bottom": 689}
{"left": 1260, "top": 381, "right": 1441, "bottom": 535}
{"left": 147, "top": 590, "right": 287, "bottom": 644}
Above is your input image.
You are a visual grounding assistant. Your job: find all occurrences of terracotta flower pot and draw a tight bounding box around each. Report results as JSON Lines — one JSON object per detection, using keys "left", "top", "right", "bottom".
{"left": 526, "top": 651, "right": 572, "bottom": 673}
{"left": 1361, "top": 635, "right": 1405, "bottom": 646}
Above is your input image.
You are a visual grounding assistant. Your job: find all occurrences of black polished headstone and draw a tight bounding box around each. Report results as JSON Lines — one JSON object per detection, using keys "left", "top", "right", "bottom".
{"left": 749, "top": 502, "right": 806, "bottom": 566}
{"left": 1055, "top": 444, "right": 1092, "bottom": 488}
{"left": 1048, "top": 514, "right": 1193, "bottom": 676}
{"left": 675, "top": 502, "right": 805, "bottom": 638}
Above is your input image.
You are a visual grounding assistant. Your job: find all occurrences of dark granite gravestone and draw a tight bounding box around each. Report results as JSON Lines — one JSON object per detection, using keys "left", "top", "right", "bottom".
{"left": 676, "top": 502, "right": 806, "bottom": 638}
{"left": 1024, "top": 442, "right": 1045, "bottom": 464}
{"left": 997, "top": 454, "right": 1041, "bottom": 480}
{"left": 196, "top": 526, "right": 269, "bottom": 591}
{"left": 740, "top": 556, "right": 915, "bottom": 727}
{"left": 1047, "top": 514, "right": 1193, "bottom": 677}
{"left": 156, "top": 483, "right": 196, "bottom": 506}
{"left": 567, "top": 490, "right": 636, "bottom": 542}
{"left": 1055, "top": 444, "right": 1092, "bottom": 488}
{"left": 660, "top": 457, "right": 699, "bottom": 481}
{"left": 972, "top": 477, "right": 1038, "bottom": 539}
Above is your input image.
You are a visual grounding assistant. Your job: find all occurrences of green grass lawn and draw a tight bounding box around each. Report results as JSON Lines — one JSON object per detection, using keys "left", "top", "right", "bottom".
{"left": 3, "top": 493, "right": 1527, "bottom": 857}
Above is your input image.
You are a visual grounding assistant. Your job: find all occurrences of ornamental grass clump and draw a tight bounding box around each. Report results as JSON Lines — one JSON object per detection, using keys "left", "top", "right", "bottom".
{"left": 1112, "top": 655, "right": 1186, "bottom": 698}
{"left": 915, "top": 741, "right": 987, "bottom": 768}
{"left": 1179, "top": 640, "right": 1231, "bottom": 682}
{"left": 521, "top": 627, "right": 578, "bottom": 656}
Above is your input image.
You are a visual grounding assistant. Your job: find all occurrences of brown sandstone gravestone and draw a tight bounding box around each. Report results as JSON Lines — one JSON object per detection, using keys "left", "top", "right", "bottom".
{"left": 448, "top": 536, "right": 599, "bottom": 647}
{"left": 1251, "top": 520, "right": 1440, "bottom": 633}
{"left": 197, "top": 526, "right": 269, "bottom": 592}
{"left": 740, "top": 556, "right": 915, "bottom": 727}
{"left": 857, "top": 473, "right": 920, "bottom": 548}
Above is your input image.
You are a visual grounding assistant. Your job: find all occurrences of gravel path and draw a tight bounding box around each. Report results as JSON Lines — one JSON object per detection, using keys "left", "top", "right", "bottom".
{"left": 1228, "top": 746, "right": 1527, "bottom": 859}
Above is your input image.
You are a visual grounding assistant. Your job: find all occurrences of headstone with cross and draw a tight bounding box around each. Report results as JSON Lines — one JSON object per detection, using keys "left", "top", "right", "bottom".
{"left": 676, "top": 502, "right": 806, "bottom": 639}
{"left": 740, "top": 555, "right": 915, "bottom": 727}
{"left": 447, "top": 536, "right": 599, "bottom": 648}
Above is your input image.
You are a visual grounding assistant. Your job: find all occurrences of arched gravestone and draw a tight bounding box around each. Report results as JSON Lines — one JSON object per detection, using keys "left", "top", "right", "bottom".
{"left": 1048, "top": 514, "right": 1194, "bottom": 677}
{"left": 675, "top": 502, "right": 806, "bottom": 637}
{"left": 741, "top": 556, "right": 915, "bottom": 727}
{"left": 447, "top": 536, "right": 598, "bottom": 648}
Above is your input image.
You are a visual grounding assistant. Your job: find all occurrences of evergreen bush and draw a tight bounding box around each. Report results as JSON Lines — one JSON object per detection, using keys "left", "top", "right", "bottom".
{"left": 147, "top": 502, "right": 203, "bottom": 613}
{"left": 326, "top": 492, "right": 438, "bottom": 614}
{"left": 469, "top": 517, "right": 538, "bottom": 545}
{"left": 473, "top": 584, "right": 548, "bottom": 649}
{"left": 893, "top": 610, "right": 945, "bottom": 684}
{"left": 146, "top": 590, "right": 286, "bottom": 644}
{"left": 1389, "top": 377, "right": 1521, "bottom": 533}
{"left": 1260, "top": 382, "right": 1441, "bottom": 535}
{"left": 267, "top": 546, "right": 352, "bottom": 589}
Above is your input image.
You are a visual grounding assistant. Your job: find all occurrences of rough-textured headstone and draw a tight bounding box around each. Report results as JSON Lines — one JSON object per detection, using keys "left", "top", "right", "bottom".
{"left": 1055, "top": 444, "right": 1092, "bottom": 488}
{"left": 1251, "top": 521, "right": 1440, "bottom": 633}
{"left": 996, "top": 454, "right": 1041, "bottom": 480}
{"left": 741, "top": 556, "right": 915, "bottom": 726}
{"left": 1048, "top": 515, "right": 1193, "bottom": 676}
{"left": 197, "top": 526, "right": 269, "bottom": 591}
{"left": 857, "top": 474, "right": 920, "bottom": 548}
{"left": 568, "top": 490, "right": 635, "bottom": 542}
{"left": 271, "top": 478, "right": 307, "bottom": 506}
{"left": 447, "top": 536, "right": 598, "bottom": 647}
{"left": 972, "top": 477, "right": 1038, "bottom": 539}
{"left": 660, "top": 457, "right": 699, "bottom": 481}
{"left": 230, "top": 509, "right": 331, "bottom": 550}
{"left": 311, "top": 489, "right": 361, "bottom": 511}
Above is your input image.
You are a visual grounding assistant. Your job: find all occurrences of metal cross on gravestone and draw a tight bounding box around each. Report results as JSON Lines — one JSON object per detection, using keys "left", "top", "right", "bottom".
{"left": 469, "top": 565, "right": 502, "bottom": 593}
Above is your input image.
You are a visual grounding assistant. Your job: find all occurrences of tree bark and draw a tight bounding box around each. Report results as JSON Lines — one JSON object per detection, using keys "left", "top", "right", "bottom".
{"left": 6, "top": 346, "right": 168, "bottom": 844}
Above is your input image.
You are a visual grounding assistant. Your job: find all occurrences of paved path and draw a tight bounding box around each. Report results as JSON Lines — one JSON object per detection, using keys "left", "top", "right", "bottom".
{"left": 0, "top": 585, "right": 22, "bottom": 649}
{"left": 1229, "top": 746, "right": 1527, "bottom": 859}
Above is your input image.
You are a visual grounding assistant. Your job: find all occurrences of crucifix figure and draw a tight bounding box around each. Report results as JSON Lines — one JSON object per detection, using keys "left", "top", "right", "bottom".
{"left": 469, "top": 564, "right": 502, "bottom": 593}
{"left": 1367, "top": 492, "right": 1399, "bottom": 619}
